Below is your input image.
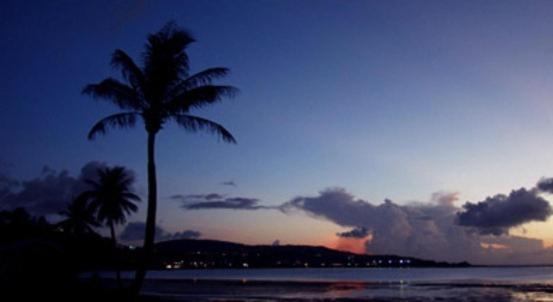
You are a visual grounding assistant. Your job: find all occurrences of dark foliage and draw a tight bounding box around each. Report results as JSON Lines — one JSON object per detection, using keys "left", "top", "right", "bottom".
{"left": 83, "top": 23, "right": 238, "bottom": 142}
{"left": 83, "top": 22, "right": 238, "bottom": 293}
{"left": 57, "top": 195, "right": 100, "bottom": 235}
{"left": 0, "top": 208, "right": 138, "bottom": 300}
{"left": 84, "top": 166, "right": 140, "bottom": 227}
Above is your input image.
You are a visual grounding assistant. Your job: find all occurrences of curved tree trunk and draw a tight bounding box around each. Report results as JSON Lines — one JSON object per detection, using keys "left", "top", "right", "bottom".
{"left": 109, "top": 221, "right": 123, "bottom": 289}
{"left": 133, "top": 132, "right": 157, "bottom": 296}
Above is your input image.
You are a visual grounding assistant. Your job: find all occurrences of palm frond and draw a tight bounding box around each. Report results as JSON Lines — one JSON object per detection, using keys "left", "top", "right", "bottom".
{"left": 88, "top": 112, "right": 139, "bottom": 140}
{"left": 84, "top": 180, "right": 100, "bottom": 189}
{"left": 122, "top": 201, "right": 139, "bottom": 214}
{"left": 82, "top": 78, "right": 143, "bottom": 110}
{"left": 57, "top": 196, "right": 100, "bottom": 234}
{"left": 172, "top": 114, "right": 236, "bottom": 143}
{"left": 143, "top": 23, "right": 195, "bottom": 99}
{"left": 166, "top": 85, "right": 238, "bottom": 113}
{"left": 83, "top": 166, "right": 140, "bottom": 227}
{"left": 173, "top": 68, "right": 231, "bottom": 92}
{"left": 122, "top": 192, "right": 141, "bottom": 201}
{"left": 144, "top": 22, "right": 195, "bottom": 69}
{"left": 111, "top": 49, "right": 145, "bottom": 91}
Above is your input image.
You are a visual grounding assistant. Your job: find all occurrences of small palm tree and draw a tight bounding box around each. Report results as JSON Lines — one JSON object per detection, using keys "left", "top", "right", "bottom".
{"left": 83, "top": 22, "right": 237, "bottom": 293}
{"left": 83, "top": 166, "right": 140, "bottom": 286}
{"left": 57, "top": 195, "right": 99, "bottom": 235}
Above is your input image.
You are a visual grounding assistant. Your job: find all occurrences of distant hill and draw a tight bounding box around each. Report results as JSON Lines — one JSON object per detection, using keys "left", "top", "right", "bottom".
{"left": 153, "top": 239, "right": 470, "bottom": 269}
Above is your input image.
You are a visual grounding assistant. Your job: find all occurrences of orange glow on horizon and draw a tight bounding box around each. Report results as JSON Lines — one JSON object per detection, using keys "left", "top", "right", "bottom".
{"left": 329, "top": 237, "right": 368, "bottom": 254}
{"left": 480, "top": 242, "right": 508, "bottom": 250}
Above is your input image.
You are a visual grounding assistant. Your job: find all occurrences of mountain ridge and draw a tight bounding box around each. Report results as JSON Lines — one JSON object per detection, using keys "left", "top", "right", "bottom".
{"left": 152, "top": 239, "right": 471, "bottom": 269}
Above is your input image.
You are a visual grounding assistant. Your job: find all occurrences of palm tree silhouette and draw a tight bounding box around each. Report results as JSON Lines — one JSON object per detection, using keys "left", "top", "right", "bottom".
{"left": 57, "top": 195, "right": 99, "bottom": 235}
{"left": 82, "top": 166, "right": 140, "bottom": 287}
{"left": 83, "top": 22, "right": 237, "bottom": 293}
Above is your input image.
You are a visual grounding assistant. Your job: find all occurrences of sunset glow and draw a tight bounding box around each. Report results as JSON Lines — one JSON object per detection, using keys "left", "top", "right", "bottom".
{"left": 3, "top": 0, "right": 553, "bottom": 267}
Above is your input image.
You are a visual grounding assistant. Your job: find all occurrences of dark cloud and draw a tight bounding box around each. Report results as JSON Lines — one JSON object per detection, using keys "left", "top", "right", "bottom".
{"left": 0, "top": 161, "right": 137, "bottom": 216}
{"left": 0, "top": 169, "right": 18, "bottom": 200}
{"left": 0, "top": 161, "right": 109, "bottom": 215}
{"left": 204, "top": 193, "right": 225, "bottom": 200}
{"left": 279, "top": 188, "right": 553, "bottom": 264}
{"left": 221, "top": 181, "right": 237, "bottom": 187}
{"left": 537, "top": 178, "right": 553, "bottom": 194}
{"left": 171, "top": 193, "right": 225, "bottom": 202}
{"left": 170, "top": 181, "right": 553, "bottom": 264}
{"left": 337, "top": 227, "right": 369, "bottom": 238}
{"left": 119, "top": 222, "right": 201, "bottom": 242}
{"left": 280, "top": 189, "right": 378, "bottom": 227}
{"left": 0, "top": 174, "right": 18, "bottom": 190}
{"left": 280, "top": 189, "right": 472, "bottom": 261}
{"left": 170, "top": 194, "right": 185, "bottom": 200}
{"left": 171, "top": 230, "right": 202, "bottom": 240}
{"left": 173, "top": 193, "right": 270, "bottom": 210}
{"left": 186, "top": 197, "right": 264, "bottom": 210}
{"left": 456, "top": 188, "right": 552, "bottom": 235}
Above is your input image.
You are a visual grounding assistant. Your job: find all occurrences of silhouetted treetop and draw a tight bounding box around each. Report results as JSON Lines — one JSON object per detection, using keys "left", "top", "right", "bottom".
{"left": 83, "top": 22, "right": 237, "bottom": 142}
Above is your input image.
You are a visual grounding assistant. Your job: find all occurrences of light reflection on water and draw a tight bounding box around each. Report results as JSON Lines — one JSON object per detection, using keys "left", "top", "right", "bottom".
{"left": 135, "top": 280, "right": 553, "bottom": 301}
{"left": 135, "top": 267, "right": 553, "bottom": 283}
{"left": 96, "top": 267, "right": 553, "bottom": 301}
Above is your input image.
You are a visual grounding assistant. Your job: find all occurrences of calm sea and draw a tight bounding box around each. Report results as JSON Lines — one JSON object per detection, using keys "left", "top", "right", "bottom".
{"left": 98, "top": 267, "right": 553, "bottom": 301}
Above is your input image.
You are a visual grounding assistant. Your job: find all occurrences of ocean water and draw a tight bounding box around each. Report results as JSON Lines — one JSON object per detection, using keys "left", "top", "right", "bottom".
{"left": 138, "top": 267, "right": 553, "bottom": 283}
{"left": 100, "top": 267, "right": 553, "bottom": 301}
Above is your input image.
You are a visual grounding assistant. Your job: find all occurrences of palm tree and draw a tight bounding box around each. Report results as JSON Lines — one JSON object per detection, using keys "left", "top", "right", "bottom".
{"left": 82, "top": 22, "right": 237, "bottom": 293}
{"left": 83, "top": 166, "right": 140, "bottom": 287}
{"left": 57, "top": 195, "right": 100, "bottom": 235}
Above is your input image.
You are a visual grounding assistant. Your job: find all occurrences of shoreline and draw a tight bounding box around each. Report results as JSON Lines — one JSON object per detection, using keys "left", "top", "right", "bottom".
{"left": 87, "top": 266, "right": 553, "bottom": 283}
{"left": 83, "top": 273, "right": 553, "bottom": 301}
{"left": 134, "top": 278, "right": 553, "bottom": 302}
{"left": 82, "top": 267, "right": 553, "bottom": 301}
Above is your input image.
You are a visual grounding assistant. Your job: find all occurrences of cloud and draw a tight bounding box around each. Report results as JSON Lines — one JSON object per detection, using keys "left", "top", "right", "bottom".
{"left": 170, "top": 181, "right": 553, "bottom": 264}
{"left": 173, "top": 193, "right": 270, "bottom": 210}
{"left": 171, "top": 193, "right": 225, "bottom": 202}
{"left": 337, "top": 227, "right": 369, "bottom": 238}
{"left": 0, "top": 168, "right": 18, "bottom": 200}
{"left": 279, "top": 188, "right": 553, "bottom": 264}
{"left": 0, "top": 174, "right": 17, "bottom": 190}
{"left": 0, "top": 161, "right": 137, "bottom": 216}
{"left": 0, "top": 161, "right": 109, "bottom": 215}
{"left": 280, "top": 188, "right": 376, "bottom": 226}
{"left": 221, "top": 181, "right": 237, "bottom": 187}
{"left": 186, "top": 197, "right": 264, "bottom": 210}
{"left": 537, "top": 177, "right": 553, "bottom": 194}
{"left": 119, "top": 222, "right": 201, "bottom": 242}
{"left": 456, "top": 188, "right": 552, "bottom": 235}
{"left": 171, "top": 230, "right": 202, "bottom": 240}
{"left": 432, "top": 191, "right": 460, "bottom": 207}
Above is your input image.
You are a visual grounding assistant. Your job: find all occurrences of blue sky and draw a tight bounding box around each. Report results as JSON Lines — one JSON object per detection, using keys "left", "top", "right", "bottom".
{"left": 3, "top": 1, "right": 553, "bottom": 256}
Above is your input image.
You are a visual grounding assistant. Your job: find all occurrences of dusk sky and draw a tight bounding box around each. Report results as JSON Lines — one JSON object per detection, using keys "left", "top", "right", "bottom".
{"left": 4, "top": 0, "right": 553, "bottom": 264}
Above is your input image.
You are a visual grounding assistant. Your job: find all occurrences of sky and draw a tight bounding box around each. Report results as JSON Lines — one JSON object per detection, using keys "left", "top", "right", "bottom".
{"left": 3, "top": 0, "right": 553, "bottom": 264}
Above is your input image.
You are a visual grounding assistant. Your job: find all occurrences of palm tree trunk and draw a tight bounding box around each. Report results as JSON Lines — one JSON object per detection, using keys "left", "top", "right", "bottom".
{"left": 133, "top": 132, "right": 158, "bottom": 296}
{"left": 110, "top": 221, "right": 123, "bottom": 289}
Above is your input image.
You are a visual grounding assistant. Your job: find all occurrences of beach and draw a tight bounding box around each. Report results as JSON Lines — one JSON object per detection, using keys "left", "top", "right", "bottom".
{"left": 138, "top": 279, "right": 553, "bottom": 301}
